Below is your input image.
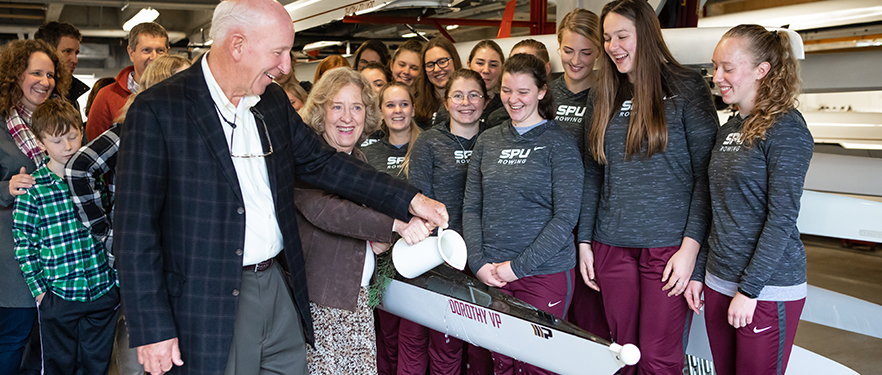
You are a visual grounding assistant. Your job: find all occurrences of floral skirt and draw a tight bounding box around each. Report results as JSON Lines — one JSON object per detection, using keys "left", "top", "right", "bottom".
{"left": 307, "top": 287, "right": 378, "bottom": 375}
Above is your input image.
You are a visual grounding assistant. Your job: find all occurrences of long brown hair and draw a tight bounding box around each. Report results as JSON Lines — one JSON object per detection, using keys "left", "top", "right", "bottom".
{"left": 414, "top": 38, "right": 462, "bottom": 124}
{"left": 722, "top": 25, "right": 801, "bottom": 146}
{"left": 467, "top": 40, "right": 505, "bottom": 93}
{"left": 354, "top": 40, "right": 391, "bottom": 70}
{"left": 0, "top": 40, "right": 71, "bottom": 117}
{"left": 588, "top": 0, "right": 686, "bottom": 164}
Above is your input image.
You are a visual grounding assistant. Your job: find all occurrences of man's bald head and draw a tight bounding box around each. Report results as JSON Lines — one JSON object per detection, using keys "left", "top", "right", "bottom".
{"left": 207, "top": 0, "right": 295, "bottom": 101}
{"left": 209, "top": 0, "right": 293, "bottom": 45}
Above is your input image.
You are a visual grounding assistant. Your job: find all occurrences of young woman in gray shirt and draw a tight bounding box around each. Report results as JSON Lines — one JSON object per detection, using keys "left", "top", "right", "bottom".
{"left": 685, "top": 25, "right": 812, "bottom": 375}
{"left": 463, "top": 53, "right": 583, "bottom": 375}
{"left": 579, "top": 1, "right": 718, "bottom": 373}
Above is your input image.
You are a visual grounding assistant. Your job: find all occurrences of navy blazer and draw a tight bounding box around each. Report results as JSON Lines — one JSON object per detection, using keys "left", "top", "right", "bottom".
{"left": 114, "top": 57, "right": 418, "bottom": 375}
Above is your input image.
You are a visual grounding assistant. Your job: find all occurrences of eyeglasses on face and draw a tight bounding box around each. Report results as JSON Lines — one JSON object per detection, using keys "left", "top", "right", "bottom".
{"left": 424, "top": 57, "right": 451, "bottom": 71}
{"left": 448, "top": 92, "right": 483, "bottom": 104}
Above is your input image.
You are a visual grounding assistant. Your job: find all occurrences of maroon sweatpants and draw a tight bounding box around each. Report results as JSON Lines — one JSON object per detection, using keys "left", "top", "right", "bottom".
{"left": 376, "top": 309, "right": 400, "bottom": 375}
{"left": 567, "top": 267, "right": 612, "bottom": 341}
{"left": 592, "top": 241, "right": 692, "bottom": 375}
{"left": 491, "top": 269, "right": 572, "bottom": 375}
{"left": 704, "top": 287, "right": 805, "bottom": 375}
{"left": 397, "top": 318, "right": 465, "bottom": 375}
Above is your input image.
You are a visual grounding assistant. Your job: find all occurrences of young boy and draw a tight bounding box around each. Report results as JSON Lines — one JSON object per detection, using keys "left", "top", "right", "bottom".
{"left": 13, "top": 99, "right": 119, "bottom": 375}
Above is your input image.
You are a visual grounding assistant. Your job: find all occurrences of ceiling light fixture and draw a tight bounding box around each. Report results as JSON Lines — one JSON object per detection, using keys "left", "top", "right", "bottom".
{"left": 303, "top": 41, "right": 343, "bottom": 52}
{"left": 123, "top": 8, "right": 160, "bottom": 31}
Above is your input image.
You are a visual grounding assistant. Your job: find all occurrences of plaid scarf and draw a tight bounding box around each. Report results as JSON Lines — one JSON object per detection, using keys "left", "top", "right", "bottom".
{"left": 6, "top": 102, "right": 46, "bottom": 167}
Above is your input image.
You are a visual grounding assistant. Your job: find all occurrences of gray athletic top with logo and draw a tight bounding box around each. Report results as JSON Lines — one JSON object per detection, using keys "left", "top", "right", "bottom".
{"left": 407, "top": 122, "right": 480, "bottom": 234}
{"left": 692, "top": 110, "right": 813, "bottom": 301}
{"left": 484, "top": 105, "right": 509, "bottom": 130}
{"left": 463, "top": 120, "right": 584, "bottom": 278}
{"left": 550, "top": 75, "right": 590, "bottom": 155}
{"left": 362, "top": 137, "right": 408, "bottom": 180}
{"left": 579, "top": 69, "right": 718, "bottom": 248}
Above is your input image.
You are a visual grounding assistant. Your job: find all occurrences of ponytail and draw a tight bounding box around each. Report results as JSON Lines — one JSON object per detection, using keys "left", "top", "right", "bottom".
{"left": 722, "top": 25, "right": 801, "bottom": 146}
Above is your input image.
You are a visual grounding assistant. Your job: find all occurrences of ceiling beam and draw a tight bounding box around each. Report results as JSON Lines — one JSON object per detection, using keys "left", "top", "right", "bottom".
{"left": 0, "top": 13, "right": 45, "bottom": 20}
{"left": 343, "top": 15, "right": 534, "bottom": 28}
{"left": 46, "top": 3, "right": 64, "bottom": 21}
{"left": 9, "top": 0, "right": 217, "bottom": 11}
{"left": 0, "top": 3, "right": 44, "bottom": 10}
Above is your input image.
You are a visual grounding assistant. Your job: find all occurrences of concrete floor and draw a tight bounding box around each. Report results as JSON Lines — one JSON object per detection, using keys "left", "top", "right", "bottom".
{"left": 797, "top": 235, "right": 882, "bottom": 375}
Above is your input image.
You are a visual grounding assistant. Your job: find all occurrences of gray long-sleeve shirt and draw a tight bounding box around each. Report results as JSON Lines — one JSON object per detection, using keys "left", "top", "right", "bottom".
{"left": 361, "top": 137, "right": 408, "bottom": 180}
{"left": 550, "top": 76, "right": 591, "bottom": 156}
{"left": 407, "top": 122, "right": 480, "bottom": 234}
{"left": 463, "top": 120, "right": 583, "bottom": 278}
{"left": 692, "top": 110, "right": 813, "bottom": 300}
{"left": 579, "top": 69, "right": 718, "bottom": 248}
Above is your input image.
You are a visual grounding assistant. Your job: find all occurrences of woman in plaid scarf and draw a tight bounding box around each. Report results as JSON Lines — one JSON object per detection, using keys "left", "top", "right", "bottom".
{"left": 0, "top": 38, "right": 71, "bottom": 375}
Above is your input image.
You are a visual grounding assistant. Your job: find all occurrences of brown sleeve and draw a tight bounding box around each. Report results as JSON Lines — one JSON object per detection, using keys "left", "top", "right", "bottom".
{"left": 294, "top": 188, "right": 396, "bottom": 243}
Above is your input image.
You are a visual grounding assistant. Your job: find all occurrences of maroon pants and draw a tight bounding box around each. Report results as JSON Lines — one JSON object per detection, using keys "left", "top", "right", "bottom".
{"left": 704, "top": 287, "right": 805, "bottom": 375}
{"left": 376, "top": 309, "right": 400, "bottom": 375}
{"left": 567, "top": 267, "right": 612, "bottom": 341}
{"left": 593, "top": 241, "right": 692, "bottom": 375}
{"left": 491, "top": 270, "right": 572, "bottom": 375}
{"left": 397, "top": 318, "right": 465, "bottom": 375}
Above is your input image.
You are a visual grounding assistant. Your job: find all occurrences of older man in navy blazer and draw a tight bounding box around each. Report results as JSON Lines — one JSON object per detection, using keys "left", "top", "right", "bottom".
{"left": 113, "top": 0, "right": 448, "bottom": 374}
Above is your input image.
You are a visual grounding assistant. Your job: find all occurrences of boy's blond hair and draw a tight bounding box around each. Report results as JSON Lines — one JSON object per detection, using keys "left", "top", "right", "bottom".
{"left": 30, "top": 99, "right": 82, "bottom": 141}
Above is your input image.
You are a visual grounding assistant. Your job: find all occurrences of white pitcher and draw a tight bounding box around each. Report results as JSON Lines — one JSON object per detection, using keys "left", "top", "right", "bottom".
{"left": 392, "top": 229, "right": 467, "bottom": 279}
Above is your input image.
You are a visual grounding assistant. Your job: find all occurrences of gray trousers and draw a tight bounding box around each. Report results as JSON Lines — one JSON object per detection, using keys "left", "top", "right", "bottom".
{"left": 109, "top": 312, "right": 145, "bottom": 375}
{"left": 224, "top": 262, "right": 307, "bottom": 375}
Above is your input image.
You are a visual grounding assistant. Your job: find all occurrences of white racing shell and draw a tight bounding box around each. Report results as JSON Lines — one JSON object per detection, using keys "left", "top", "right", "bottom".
{"left": 380, "top": 266, "right": 638, "bottom": 375}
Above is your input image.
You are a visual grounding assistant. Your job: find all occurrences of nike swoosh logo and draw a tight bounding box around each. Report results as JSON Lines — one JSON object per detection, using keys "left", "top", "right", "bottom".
{"left": 753, "top": 326, "right": 772, "bottom": 333}
{"left": 534, "top": 146, "right": 547, "bottom": 150}
{"left": 548, "top": 300, "right": 562, "bottom": 308}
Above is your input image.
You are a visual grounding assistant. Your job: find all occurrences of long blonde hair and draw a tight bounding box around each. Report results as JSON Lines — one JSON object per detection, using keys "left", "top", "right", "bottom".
{"left": 722, "top": 25, "right": 801, "bottom": 146}
{"left": 380, "top": 81, "right": 422, "bottom": 178}
{"left": 587, "top": 0, "right": 686, "bottom": 164}
{"left": 115, "top": 54, "right": 191, "bottom": 124}
{"left": 557, "top": 9, "right": 601, "bottom": 50}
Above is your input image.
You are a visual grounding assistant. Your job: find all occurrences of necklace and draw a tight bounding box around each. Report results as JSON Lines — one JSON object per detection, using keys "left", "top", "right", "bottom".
{"left": 449, "top": 123, "right": 473, "bottom": 154}
{"left": 453, "top": 133, "right": 467, "bottom": 153}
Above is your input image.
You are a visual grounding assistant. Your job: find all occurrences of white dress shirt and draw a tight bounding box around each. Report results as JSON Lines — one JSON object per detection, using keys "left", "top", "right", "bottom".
{"left": 202, "top": 55, "right": 284, "bottom": 266}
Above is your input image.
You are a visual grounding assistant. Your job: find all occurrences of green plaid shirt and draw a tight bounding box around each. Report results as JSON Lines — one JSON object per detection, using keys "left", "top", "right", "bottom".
{"left": 13, "top": 164, "right": 117, "bottom": 302}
